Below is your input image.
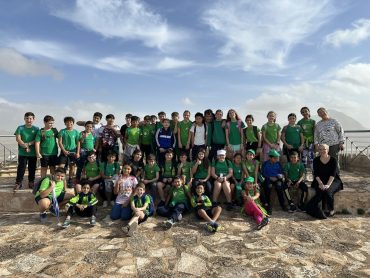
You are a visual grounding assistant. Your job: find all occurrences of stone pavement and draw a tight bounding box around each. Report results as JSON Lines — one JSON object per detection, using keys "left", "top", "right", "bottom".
{"left": 0, "top": 208, "right": 369, "bottom": 277}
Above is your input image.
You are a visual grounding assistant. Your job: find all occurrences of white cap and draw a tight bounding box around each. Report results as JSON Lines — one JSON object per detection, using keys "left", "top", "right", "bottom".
{"left": 217, "top": 149, "right": 226, "bottom": 156}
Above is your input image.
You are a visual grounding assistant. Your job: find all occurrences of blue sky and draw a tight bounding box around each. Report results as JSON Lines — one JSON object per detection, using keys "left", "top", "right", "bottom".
{"left": 0, "top": 0, "right": 370, "bottom": 131}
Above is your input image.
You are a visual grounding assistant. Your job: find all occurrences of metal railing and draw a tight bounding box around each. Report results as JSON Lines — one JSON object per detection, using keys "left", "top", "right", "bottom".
{"left": 341, "top": 130, "right": 370, "bottom": 170}
{"left": 0, "top": 135, "right": 17, "bottom": 168}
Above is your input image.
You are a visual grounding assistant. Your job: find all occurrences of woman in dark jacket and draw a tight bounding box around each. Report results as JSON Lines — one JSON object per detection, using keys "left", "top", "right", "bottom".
{"left": 306, "top": 144, "right": 343, "bottom": 219}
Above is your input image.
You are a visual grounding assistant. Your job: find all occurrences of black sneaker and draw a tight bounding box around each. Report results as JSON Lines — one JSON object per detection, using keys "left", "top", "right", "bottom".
{"left": 266, "top": 205, "right": 272, "bottom": 216}
{"left": 226, "top": 202, "right": 233, "bottom": 211}
{"left": 40, "top": 212, "right": 47, "bottom": 224}
{"left": 257, "top": 217, "right": 269, "bottom": 230}
{"left": 297, "top": 204, "right": 306, "bottom": 212}
{"left": 288, "top": 203, "right": 297, "bottom": 213}
{"left": 49, "top": 206, "right": 56, "bottom": 216}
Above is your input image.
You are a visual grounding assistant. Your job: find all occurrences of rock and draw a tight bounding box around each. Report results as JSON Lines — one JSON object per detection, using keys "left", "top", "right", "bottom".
{"left": 177, "top": 252, "right": 207, "bottom": 277}
{"left": 149, "top": 247, "right": 177, "bottom": 257}
{"left": 289, "top": 266, "right": 321, "bottom": 277}
{"left": 99, "top": 244, "right": 121, "bottom": 250}
{"left": 188, "top": 245, "right": 215, "bottom": 259}
{"left": 118, "top": 264, "right": 137, "bottom": 275}
{"left": 0, "top": 268, "right": 12, "bottom": 276}
{"left": 347, "top": 250, "right": 367, "bottom": 262}
{"left": 136, "top": 257, "right": 151, "bottom": 270}
{"left": 9, "top": 254, "right": 50, "bottom": 273}
{"left": 218, "top": 266, "right": 252, "bottom": 277}
{"left": 259, "top": 268, "right": 290, "bottom": 278}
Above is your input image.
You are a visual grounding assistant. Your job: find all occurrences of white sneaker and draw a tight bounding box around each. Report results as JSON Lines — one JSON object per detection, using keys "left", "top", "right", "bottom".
{"left": 103, "top": 201, "right": 108, "bottom": 208}
{"left": 110, "top": 201, "right": 115, "bottom": 207}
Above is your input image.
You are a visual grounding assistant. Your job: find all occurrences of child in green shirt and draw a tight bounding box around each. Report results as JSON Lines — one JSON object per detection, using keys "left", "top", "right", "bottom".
{"left": 157, "top": 176, "right": 191, "bottom": 229}
{"left": 122, "top": 183, "right": 153, "bottom": 237}
{"left": 191, "top": 183, "right": 222, "bottom": 233}
{"left": 62, "top": 181, "right": 98, "bottom": 228}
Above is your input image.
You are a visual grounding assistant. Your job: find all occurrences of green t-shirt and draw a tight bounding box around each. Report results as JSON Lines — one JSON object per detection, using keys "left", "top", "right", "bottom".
{"left": 169, "top": 185, "right": 190, "bottom": 206}
{"left": 140, "top": 124, "right": 155, "bottom": 145}
{"left": 232, "top": 163, "right": 243, "bottom": 180}
{"left": 154, "top": 122, "right": 163, "bottom": 131}
{"left": 262, "top": 123, "right": 281, "bottom": 144}
{"left": 58, "top": 129, "right": 79, "bottom": 152}
{"left": 84, "top": 162, "right": 100, "bottom": 178}
{"left": 178, "top": 120, "right": 193, "bottom": 146}
{"left": 179, "top": 161, "right": 192, "bottom": 180}
{"left": 192, "top": 161, "right": 208, "bottom": 179}
{"left": 69, "top": 192, "right": 98, "bottom": 206}
{"left": 131, "top": 194, "right": 150, "bottom": 215}
{"left": 282, "top": 125, "right": 302, "bottom": 149}
{"left": 35, "top": 128, "right": 58, "bottom": 156}
{"left": 14, "top": 125, "right": 39, "bottom": 156}
{"left": 206, "top": 122, "right": 213, "bottom": 146}
{"left": 100, "top": 162, "right": 120, "bottom": 176}
{"left": 212, "top": 120, "right": 226, "bottom": 145}
{"left": 212, "top": 159, "right": 232, "bottom": 176}
{"left": 144, "top": 164, "right": 160, "bottom": 180}
{"left": 126, "top": 127, "right": 141, "bottom": 145}
{"left": 284, "top": 162, "right": 305, "bottom": 181}
{"left": 162, "top": 161, "right": 176, "bottom": 178}
{"left": 79, "top": 132, "right": 94, "bottom": 151}
{"left": 245, "top": 126, "right": 260, "bottom": 143}
{"left": 35, "top": 177, "right": 64, "bottom": 198}
{"left": 297, "top": 118, "right": 315, "bottom": 144}
{"left": 227, "top": 120, "right": 245, "bottom": 145}
{"left": 244, "top": 160, "right": 259, "bottom": 176}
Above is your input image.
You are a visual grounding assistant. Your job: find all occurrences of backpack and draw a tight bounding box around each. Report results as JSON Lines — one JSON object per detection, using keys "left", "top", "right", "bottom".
{"left": 136, "top": 193, "right": 154, "bottom": 216}
{"left": 33, "top": 175, "right": 52, "bottom": 195}
{"left": 193, "top": 123, "right": 207, "bottom": 143}
{"left": 40, "top": 128, "right": 58, "bottom": 141}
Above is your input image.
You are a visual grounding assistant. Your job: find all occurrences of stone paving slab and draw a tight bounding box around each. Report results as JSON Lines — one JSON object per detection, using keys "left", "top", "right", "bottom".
{"left": 0, "top": 208, "right": 369, "bottom": 277}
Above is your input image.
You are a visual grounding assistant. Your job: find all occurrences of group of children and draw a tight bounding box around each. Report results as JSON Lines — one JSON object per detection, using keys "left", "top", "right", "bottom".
{"left": 14, "top": 107, "right": 316, "bottom": 235}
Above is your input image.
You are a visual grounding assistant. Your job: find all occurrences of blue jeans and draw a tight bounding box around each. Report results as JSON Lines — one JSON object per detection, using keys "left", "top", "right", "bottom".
{"left": 110, "top": 203, "right": 132, "bottom": 220}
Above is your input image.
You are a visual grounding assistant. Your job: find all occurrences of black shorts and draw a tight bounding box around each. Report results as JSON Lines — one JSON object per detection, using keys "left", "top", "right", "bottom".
{"left": 40, "top": 155, "right": 58, "bottom": 167}
{"left": 58, "top": 152, "right": 77, "bottom": 166}
{"left": 195, "top": 207, "right": 214, "bottom": 219}
{"left": 35, "top": 191, "right": 65, "bottom": 204}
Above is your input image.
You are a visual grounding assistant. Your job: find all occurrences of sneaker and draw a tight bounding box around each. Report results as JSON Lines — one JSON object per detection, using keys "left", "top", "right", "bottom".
{"left": 110, "top": 201, "right": 115, "bottom": 207}
{"left": 40, "top": 212, "right": 47, "bottom": 223}
{"left": 165, "top": 219, "right": 174, "bottom": 229}
{"left": 90, "top": 216, "right": 96, "bottom": 226}
{"left": 62, "top": 219, "right": 70, "bottom": 228}
{"left": 226, "top": 202, "right": 233, "bottom": 211}
{"left": 13, "top": 182, "right": 22, "bottom": 191}
{"left": 49, "top": 206, "right": 56, "bottom": 216}
{"left": 127, "top": 222, "right": 138, "bottom": 237}
{"left": 297, "top": 204, "right": 306, "bottom": 212}
{"left": 177, "top": 213, "right": 183, "bottom": 221}
{"left": 325, "top": 210, "right": 336, "bottom": 217}
{"left": 266, "top": 206, "right": 272, "bottom": 216}
{"left": 288, "top": 203, "right": 297, "bottom": 213}
{"left": 257, "top": 217, "right": 269, "bottom": 230}
{"left": 213, "top": 222, "right": 221, "bottom": 232}
{"left": 206, "top": 223, "right": 214, "bottom": 233}
{"left": 103, "top": 201, "right": 108, "bottom": 208}
{"left": 122, "top": 225, "right": 130, "bottom": 234}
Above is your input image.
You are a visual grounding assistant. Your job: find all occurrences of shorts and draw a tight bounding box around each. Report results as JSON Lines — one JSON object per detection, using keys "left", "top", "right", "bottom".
{"left": 196, "top": 207, "right": 214, "bottom": 219}
{"left": 40, "top": 155, "right": 58, "bottom": 167}
{"left": 230, "top": 144, "right": 241, "bottom": 152}
{"left": 138, "top": 214, "right": 149, "bottom": 224}
{"left": 35, "top": 191, "right": 65, "bottom": 204}
{"left": 58, "top": 152, "right": 77, "bottom": 166}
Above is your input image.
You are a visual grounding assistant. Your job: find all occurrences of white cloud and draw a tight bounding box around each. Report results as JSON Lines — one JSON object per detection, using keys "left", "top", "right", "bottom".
{"left": 181, "top": 97, "right": 195, "bottom": 106}
{"left": 6, "top": 39, "right": 195, "bottom": 74}
{"left": 156, "top": 57, "right": 195, "bottom": 70}
{"left": 52, "top": 0, "right": 189, "bottom": 51}
{"left": 242, "top": 63, "right": 370, "bottom": 129}
{"left": 202, "top": 0, "right": 336, "bottom": 71}
{"left": 324, "top": 19, "right": 370, "bottom": 47}
{"left": 0, "top": 48, "right": 63, "bottom": 80}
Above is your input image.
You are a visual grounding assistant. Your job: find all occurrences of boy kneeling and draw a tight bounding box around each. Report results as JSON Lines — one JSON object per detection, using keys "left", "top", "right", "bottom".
{"left": 191, "top": 183, "right": 222, "bottom": 232}
{"left": 62, "top": 180, "right": 98, "bottom": 228}
{"left": 35, "top": 167, "right": 73, "bottom": 223}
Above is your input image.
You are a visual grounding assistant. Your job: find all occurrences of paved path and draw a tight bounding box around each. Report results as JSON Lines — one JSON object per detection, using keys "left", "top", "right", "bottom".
{"left": 0, "top": 208, "right": 369, "bottom": 277}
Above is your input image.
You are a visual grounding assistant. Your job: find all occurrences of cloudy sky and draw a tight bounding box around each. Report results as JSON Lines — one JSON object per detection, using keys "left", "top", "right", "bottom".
{"left": 1, "top": 0, "right": 370, "bottom": 132}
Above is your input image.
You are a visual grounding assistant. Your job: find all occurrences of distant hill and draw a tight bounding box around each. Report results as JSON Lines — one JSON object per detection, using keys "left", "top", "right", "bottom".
{"left": 312, "top": 110, "right": 366, "bottom": 131}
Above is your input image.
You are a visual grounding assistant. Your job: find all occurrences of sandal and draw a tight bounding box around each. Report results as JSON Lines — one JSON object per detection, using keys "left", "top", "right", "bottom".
{"left": 13, "top": 183, "right": 22, "bottom": 191}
